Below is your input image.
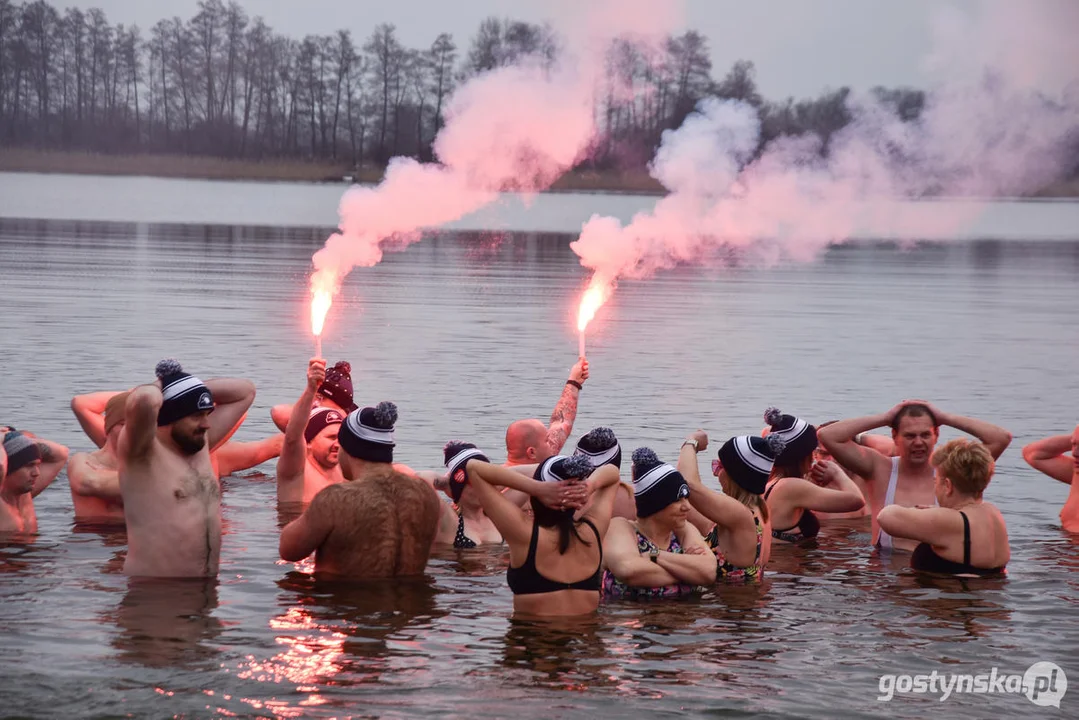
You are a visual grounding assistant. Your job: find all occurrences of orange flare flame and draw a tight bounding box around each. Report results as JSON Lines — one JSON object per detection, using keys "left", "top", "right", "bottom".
{"left": 310, "top": 270, "right": 337, "bottom": 337}
{"left": 577, "top": 277, "right": 613, "bottom": 333}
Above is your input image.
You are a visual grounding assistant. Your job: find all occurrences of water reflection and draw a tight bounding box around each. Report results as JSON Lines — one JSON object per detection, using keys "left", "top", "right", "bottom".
{"left": 501, "top": 616, "right": 614, "bottom": 691}
{"left": 234, "top": 573, "right": 445, "bottom": 713}
{"left": 110, "top": 578, "right": 222, "bottom": 669}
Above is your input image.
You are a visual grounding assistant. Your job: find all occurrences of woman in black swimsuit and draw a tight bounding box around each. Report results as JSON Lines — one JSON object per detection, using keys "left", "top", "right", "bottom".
{"left": 445, "top": 443, "right": 621, "bottom": 616}
{"left": 762, "top": 408, "right": 865, "bottom": 543}
{"left": 878, "top": 439, "right": 1009, "bottom": 577}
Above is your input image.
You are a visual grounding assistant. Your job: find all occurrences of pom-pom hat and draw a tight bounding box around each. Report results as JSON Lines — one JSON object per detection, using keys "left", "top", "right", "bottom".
{"left": 717, "top": 433, "right": 786, "bottom": 495}
{"left": 764, "top": 407, "right": 817, "bottom": 466}
{"left": 339, "top": 401, "right": 396, "bottom": 463}
{"left": 155, "top": 359, "right": 214, "bottom": 426}
{"left": 573, "top": 427, "right": 621, "bottom": 470}
{"left": 631, "top": 447, "right": 689, "bottom": 518}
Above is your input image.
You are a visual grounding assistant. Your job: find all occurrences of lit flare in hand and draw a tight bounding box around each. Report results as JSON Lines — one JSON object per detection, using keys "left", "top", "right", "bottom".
{"left": 576, "top": 276, "right": 613, "bottom": 357}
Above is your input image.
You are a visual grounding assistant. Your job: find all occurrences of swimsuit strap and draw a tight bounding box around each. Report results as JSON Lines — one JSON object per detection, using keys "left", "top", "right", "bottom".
{"left": 960, "top": 511, "right": 971, "bottom": 567}
{"left": 454, "top": 512, "right": 477, "bottom": 549}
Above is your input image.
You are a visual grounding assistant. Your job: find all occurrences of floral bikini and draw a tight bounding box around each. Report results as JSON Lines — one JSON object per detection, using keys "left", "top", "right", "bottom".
{"left": 602, "top": 529, "right": 702, "bottom": 599}
{"left": 707, "top": 515, "right": 764, "bottom": 581}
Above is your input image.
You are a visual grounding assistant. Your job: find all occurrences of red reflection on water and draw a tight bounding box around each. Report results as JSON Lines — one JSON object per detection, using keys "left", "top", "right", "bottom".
{"left": 234, "top": 604, "right": 345, "bottom": 715}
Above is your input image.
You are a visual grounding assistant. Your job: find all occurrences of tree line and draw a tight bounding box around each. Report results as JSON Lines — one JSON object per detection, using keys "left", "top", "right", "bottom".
{"left": 0, "top": 0, "right": 938, "bottom": 173}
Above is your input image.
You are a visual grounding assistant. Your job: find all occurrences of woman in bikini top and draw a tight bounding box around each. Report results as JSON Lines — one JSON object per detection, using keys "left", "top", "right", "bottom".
{"left": 445, "top": 442, "right": 621, "bottom": 616}
{"left": 760, "top": 408, "right": 865, "bottom": 543}
{"left": 878, "top": 439, "right": 1009, "bottom": 577}
{"left": 678, "top": 430, "right": 786, "bottom": 582}
{"left": 602, "top": 448, "right": 717, "bottom": 598}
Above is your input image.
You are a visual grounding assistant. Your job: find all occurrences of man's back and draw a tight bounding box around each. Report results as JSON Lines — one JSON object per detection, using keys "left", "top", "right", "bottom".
{"left": 312, "top": 469, "right": 440, "bottom": 578}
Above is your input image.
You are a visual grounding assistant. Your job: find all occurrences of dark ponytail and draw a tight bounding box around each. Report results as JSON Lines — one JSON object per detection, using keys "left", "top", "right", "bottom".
{"left": 531, "top": 498, "right": 590, "bottom": 555}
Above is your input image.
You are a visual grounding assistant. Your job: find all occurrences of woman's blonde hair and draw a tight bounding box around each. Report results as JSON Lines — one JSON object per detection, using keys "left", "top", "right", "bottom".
{"left": 723, "top": 475, "right": 770, "bottom": 523}
{"left": 931, "top": 438, "right": 995, "bottom": 497}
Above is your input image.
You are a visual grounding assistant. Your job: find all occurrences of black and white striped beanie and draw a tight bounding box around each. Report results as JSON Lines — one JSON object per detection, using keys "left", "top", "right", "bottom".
{"left": 631, "top": 447, "right": 689, "bottom": 518}
{"left": 156, "top": 359, "right": 215, "bottom": 426}
{"left": 717, "top": 434, "right": 786, "bottom": 495}
{"left": 339, "top": 401, "right": 397, "bottom": 463}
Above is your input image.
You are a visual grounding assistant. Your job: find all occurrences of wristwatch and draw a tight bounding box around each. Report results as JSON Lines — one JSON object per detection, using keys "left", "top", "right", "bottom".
{"left": 682, "top": 438, "right": 699, "bottom": 451}
{"left": 649, "top": 548, "right": 660, "bottom": 563}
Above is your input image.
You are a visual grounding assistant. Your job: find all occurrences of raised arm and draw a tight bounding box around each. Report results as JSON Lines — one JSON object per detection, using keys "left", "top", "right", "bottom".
{"left": 30, "top": 438, "right": 70, "bottom": 497}
{"left": 215, "top": 434, "right": 285, "bottom": 478}
{"left": 71, "top": 391, "right": 122, "bottom": 448}
{"left": 1022, "top": 432, "right": 1076, "bottom": 484}
{"left": 276, "top": 360, "right": 324, "bottom": 486}
{"left": 204, "top": 378, "right": 257, "bottom": 451}
{"left": 678, "top": 435, "right": 756, "bottom": 535}
{"left": 466, "top": 460, "right": 590, "bottom": 546}
{"left": 544, "top": 358, "right": 589, "bottom": 454}
{"left": 0, "top": 442, "right": 7, "bottom": 483}
{"left": 818, "top": 410, "right": 896, "bottom": 480}
{"left": 120, "top": 383, "right": 163, "bottom": 462}
{"left": 932, "top": 404, "right": 1013, "bottom": 460}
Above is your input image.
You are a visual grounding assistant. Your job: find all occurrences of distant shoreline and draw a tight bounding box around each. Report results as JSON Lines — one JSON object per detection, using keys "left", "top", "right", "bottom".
{"left": 0, "top": 148, "right": 1075, "bottom": 199}
{"left": 0, "top": 149, "right": 668, "bottom": 196}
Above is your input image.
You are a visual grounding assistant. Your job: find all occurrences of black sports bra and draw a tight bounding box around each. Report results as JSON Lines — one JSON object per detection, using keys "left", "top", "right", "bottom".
{"left": 911, "top": 511, "right": 1006, "bottom": 577}
{"left": 764, "top": 480, "right": 820, "bottom": 542}
{"left": 506, "top": 518, "right": 603, "bottom": 595}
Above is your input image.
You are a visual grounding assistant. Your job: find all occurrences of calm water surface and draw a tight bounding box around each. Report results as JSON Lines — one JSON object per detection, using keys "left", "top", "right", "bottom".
{"left": 1, "top": 209, "right": 1079, "bottom": 718}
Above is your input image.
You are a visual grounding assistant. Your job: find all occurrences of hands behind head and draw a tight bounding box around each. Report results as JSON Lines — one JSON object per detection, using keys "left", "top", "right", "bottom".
{"left": 569, "top": 358, "right": 590, "bottom": 385}
{"left": 307, "top": 358, "right": 327, "bottom": 392}
{"left": 536, "top": 479, "right": 590, "bottom": 511}
{"left": 687, "top": 429, "right": 709, "bottom": 451}
{"left": 886, "top": 399, "right": 942, "bottom": 423}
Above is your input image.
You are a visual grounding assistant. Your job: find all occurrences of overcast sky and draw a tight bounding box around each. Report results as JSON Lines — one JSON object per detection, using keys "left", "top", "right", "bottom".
{"left": 66, "top": 0, "right": 967, "bottom": 99}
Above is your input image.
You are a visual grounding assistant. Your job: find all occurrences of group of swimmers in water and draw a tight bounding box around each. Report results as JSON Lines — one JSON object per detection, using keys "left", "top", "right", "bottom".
{"left": 2, "top": 354, "right": 1078, "bottom": 617}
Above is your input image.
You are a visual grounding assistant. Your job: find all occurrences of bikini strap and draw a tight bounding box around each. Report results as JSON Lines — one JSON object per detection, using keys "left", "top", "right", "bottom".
{"left": 525, "top": 518, "right": 542, "bottom": 566}
{"left": 580, "top": 517, "right": 601, "bottom": 544}
{"left": 764, "top": 480, "right": 777, "bottom": 500}
{"left": 960, "top": 511, "right": 971, "bottom": 566}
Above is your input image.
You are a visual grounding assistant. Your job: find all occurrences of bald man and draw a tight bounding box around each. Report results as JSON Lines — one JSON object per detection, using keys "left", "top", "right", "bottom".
{"left": 505, "top": 358, "right": 589, "bottom": 467}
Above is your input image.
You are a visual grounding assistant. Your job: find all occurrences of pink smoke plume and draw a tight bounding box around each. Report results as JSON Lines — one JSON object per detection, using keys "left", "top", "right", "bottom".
{"left": 571, "top": 1, "right": 1079, "bottom": 311}
{"left": 309, "top": 0, "right": 686, "bottom": 336}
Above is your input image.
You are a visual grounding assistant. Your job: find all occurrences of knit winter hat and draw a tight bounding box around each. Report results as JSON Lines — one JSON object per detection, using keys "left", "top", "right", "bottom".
{"left": 717, "top": 434, "right": 787, "bottom": 495}
{"left": 2, "top": 431, "right": 40, "bottom": 474}
{"left": 304, "top": 407, "right": 344, "bottom": 443}
{"left": 338, "top": 402, "right": 397, "bottom": 463}
{"left": 320, "top": 361, "right": 357, "bottom": 412}
{"left": 764, "top": 407, "right": 818, "bottom": 466}
{"left": 443, "top": 441, "right": 489, "bottom": 503}
{"left": 573, "top": 427, "right": 622, "bottom": 470}
{"left": 156, "top": 360, "right": 214, "bottom": 426}
{"left": 631, "top": 447, "right": 689, "bottom": 518}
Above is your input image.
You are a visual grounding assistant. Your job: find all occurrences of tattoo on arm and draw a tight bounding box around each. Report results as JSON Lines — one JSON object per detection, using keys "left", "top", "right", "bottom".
{"left": 36, "top": 442, "right": 54, "bottom": 463}
{"left": 546, "top": 385, "right": 579, "bottom": 452}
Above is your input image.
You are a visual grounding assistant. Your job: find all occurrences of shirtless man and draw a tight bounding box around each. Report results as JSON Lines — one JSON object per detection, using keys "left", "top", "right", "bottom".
{"left": 270, "top": 360, "right": 355, "bottom": 431}
{"left": 119, "top": 360, "right": 255, "bottom": 577}
{"left": 67, "top": 391, "right": 129, "bottom": 524}
{"left": 818, "top": 400, "right": 1012, "bottom": 552}
{"left": 276, "top": 358, "right": 345, "bottom": 504}
{"left": 279, "top": 401, "right": 440, "bottom": 578}
{"left": 1023, "top": 424, "right": 1079, "bottom": 533}
{"left": 73, "top": 390, "right": 282, "bottom": 481}
{"left": 504, "top": 358, "right": 589, "bottom": 466}
{"left": 0, "top": 430, "right": 70, "bottom": 534}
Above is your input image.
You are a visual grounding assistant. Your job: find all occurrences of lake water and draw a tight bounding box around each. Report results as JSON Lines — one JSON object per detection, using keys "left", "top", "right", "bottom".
{"left": 1, "top": 174, "right": 1078, "bottom": 718}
